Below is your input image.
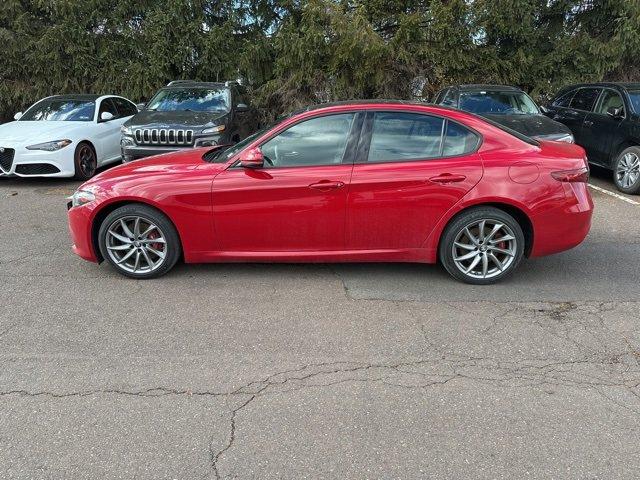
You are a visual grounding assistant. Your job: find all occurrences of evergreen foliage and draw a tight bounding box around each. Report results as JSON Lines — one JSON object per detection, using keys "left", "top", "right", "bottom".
{"left": 0, "top": 0, "right": 638, "bottom": 121}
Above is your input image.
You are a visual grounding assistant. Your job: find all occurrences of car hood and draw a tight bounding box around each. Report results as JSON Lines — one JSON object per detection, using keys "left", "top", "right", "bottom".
{"left": 124, "top": 110, "right": 230, "bottom": 130}
{"left": 481, "top": 113, "right": 572, "bottom": 138}
{"left": 0, "top": 120, "right": 89, "bottom": 145}
{"left": 82, "top": 146, "right": 228, "bottom": 191}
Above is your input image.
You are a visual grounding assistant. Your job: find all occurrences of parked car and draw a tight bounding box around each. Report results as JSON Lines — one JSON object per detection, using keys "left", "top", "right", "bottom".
{"left": 67, "top": 101, "right": 593, "bottom": 284}
{"left": 544, "top": 82, "right": 640, "bottom": 193}
{"left": 120, "top": 80, "right": 259, "bottom": 162}
{"left": 0, "top": 94, "right": 137, "bottom": 179}
{"left": 433, "top": 84, "right": 574, "bottom": 143}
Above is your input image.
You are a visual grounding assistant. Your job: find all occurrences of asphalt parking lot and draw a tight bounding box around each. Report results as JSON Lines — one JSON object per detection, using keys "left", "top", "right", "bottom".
{"left": 1, "top": 168, "right": 640, "bottom": 479}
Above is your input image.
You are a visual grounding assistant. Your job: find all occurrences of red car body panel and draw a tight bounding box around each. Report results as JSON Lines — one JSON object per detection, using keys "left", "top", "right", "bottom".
{"left": 67, "top": 102, "right": 593, "bottom": 266}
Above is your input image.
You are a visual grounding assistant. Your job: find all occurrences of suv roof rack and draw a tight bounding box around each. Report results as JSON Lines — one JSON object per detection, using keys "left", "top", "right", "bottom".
{"left": 166, "top": 80, "right": 196, "bottom": 86}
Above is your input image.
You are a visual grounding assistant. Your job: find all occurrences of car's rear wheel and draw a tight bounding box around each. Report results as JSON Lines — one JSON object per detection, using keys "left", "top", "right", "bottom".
{"left": 439, "top": 207, "right": 525, "bottom": 285}
{"left": 74, "top": 142, "right": 97, "bottom": 180}
{"left": 98, "top": 204, "right": 181, "bottom": 279}
{"left": 613, "top": 147, "right": 640, "bottom": 194}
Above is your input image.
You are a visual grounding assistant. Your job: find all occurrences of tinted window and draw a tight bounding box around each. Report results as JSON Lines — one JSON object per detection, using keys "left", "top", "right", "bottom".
{"left": 552, "top": 90, "right": 576, "bottom": 108}
{"left": 627, "top": 90, "right": 640, "bottom": 113}
{"left": 441, "top": 90, "right": 457, "bottom": 107}
{"left": 112, "top": 97, "right": 138, "bottom": 117}
{"left": 261, "top": 113, "right": 355, "bottom": 167}
{"left": 459, "top": 91, "right": 539, "bottom": 114}
{"left": 20, "top": 99, "right": 95, "bottom": 121}
{"left": 569, "top": 88, "right": 601, "bottom": 111}
{"left": 443, "top": 121, "right": 479, "bottom": 156}
{"left": 596, "top": 90, "right": 625, "bottom": 115}
{"left": 368, "top": 112, "right": 444, "bottom": 162}
{"left": 98, "top": 99, "right": 118, "bottom": 118}
{"left": 147, "top": 87, "right": 230, "bottom": 112}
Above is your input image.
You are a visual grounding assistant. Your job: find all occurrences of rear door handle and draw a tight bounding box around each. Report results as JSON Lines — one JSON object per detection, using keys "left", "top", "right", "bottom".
{"left": 429, "top": 174, "right": 466, "bottom": 184}
{"left": 308, "top": 180, "right": 345, "bottom": 191}
{"left": 583, "top": 120, "right": 594, "bottom": 127}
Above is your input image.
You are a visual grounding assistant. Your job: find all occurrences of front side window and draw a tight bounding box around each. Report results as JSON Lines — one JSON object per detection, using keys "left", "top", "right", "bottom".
{"left": 147, "top": 88, "right": 231, "bottom": 113}
{"left": 20, "top": 99, "right": 95, "bottom": 122}
{"left": 459, "top": 91, "right": 539, "bottom": 114}
{"left": 441, "top": 90, "right": 458, "bottom": 107}
{"left": 596, "top": 90, "right": 625, "bottom": 116}
{"left": 552, "top": 90, "right": 576, "bottom": 108}
{"left": 368, "top": 112, "right": 445, "bottom": 162}
{"left": 112, "top": 97, "right": 138, "bottom": 117}
{"left": 627, "top": 90, "right": 640, "bottom": 113}
{"left": 569, "top": 88, "right": 601, "bottom": 111}
{"left": 98, "top": 99, "right": 118, "bottom": 118}
{"left": 260, "top": 113, "right": 355, "bottom": 167}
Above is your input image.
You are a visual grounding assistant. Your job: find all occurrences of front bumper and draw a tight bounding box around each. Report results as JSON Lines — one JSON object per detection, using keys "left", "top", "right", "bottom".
{"left": 67, "top": 201, "right": 99, "bottom": 262}
{"left": 121, "top": 134, "right": 222, "bottom": 162}
{"left": 0, "top": 144, "right": 75, "bottom": 177}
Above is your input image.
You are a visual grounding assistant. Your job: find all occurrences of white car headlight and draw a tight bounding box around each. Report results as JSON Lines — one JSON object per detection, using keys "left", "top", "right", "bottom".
{"left": 201, "top": 125, "right": 225, "bottom": 134}
{"left": 121, "top": 125, "right": 133, "bottom": 135}
{"left": 69, "top": 189, "right": 96, "bottom": 208}
{"left": 26, "top": 139, "right": 72, "bottom": 151}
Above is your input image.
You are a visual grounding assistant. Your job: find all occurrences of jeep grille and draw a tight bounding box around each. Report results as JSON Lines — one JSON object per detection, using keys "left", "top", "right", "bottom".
{"left": 134, "top": 129, "right": 194, "bottom": 146}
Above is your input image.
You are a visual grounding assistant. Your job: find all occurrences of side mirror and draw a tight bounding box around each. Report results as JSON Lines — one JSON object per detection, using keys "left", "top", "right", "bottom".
{"left": 236, "top": 103, "right": 249, "bottom": 113}
{"left": 14, "top": 112, "right": 23, "bottom": 120}
{"left": 136, "top": 103, "right": 146, "bottom": 111}
{"left": 606, "top": 106, "right": 623, "bottom": 119}
{"left": 239, "top": 147, "right": 264, "bottom": 168}
{"left": 100, "top": 111, "right": 114, "bottom": 122}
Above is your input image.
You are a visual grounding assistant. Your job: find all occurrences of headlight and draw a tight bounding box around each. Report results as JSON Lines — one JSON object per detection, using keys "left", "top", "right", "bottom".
{"left": 201, "top": 125, "right": 225, "bottom": 134}
{"left": 121, "top": 125, "right": 133, "bottom": 135}
{"left": 69, "top": 189, "right": 96, "bottom": 208}
{"left": 26, "top": 139, "right": 72, "bottom": 151}
{"left": 543, "top": 133, "right": 574, "bottom": 143}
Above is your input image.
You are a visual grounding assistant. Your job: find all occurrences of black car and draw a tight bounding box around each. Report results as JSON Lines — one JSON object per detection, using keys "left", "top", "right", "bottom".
{"left": 433, "top": 84, "right": 574, "bottom": 143}
{"left": 544, "top": 82, "right": 640, "bottom": 194}
{"left": 120, "top": 80, "right": 259, "bottom": 162}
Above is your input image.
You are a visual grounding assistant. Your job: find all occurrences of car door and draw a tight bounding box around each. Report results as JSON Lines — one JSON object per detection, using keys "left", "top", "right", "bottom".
{"left": 581, "top": 88, "right": 626, "bottom": 167}
{"left": 554, "top": 87, "right": 601, "bottom": 148}
{"left": 211, "top": 112, "right": 363, "bottom": 252}
{"left": 346, "top": 111, "right": 483, "bottom": 250}
{"left": 95, "top": 98, "right": 122, "bottom": 163}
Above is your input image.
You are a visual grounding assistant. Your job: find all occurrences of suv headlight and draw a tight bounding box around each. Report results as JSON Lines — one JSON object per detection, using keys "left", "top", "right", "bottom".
{"left": 201, "top": 125, "right": 225, "bottom": 134}
{"left": 121, "top": 125, "right": 133, "bottom": 135}
{"left": 69, "top": 189, "right": 96, "bottom": 208}
{"left": 26, "top": 139, "right": 72, "bottom": 151}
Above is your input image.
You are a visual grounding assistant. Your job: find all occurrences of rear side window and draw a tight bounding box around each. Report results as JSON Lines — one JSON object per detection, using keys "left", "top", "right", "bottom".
{"left": 569, "top": 88, "right": 601, "bottom": 111}
{"left": 368, "top": 112, "right": 444, "bottom": 162}
{"left": 443, "top": 121, "right": 480, "bottom": 156}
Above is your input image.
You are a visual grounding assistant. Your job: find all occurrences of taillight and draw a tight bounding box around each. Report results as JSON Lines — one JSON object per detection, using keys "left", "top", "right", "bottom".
{"left": 551, "top": 166, "right": 589, "bottom": 183}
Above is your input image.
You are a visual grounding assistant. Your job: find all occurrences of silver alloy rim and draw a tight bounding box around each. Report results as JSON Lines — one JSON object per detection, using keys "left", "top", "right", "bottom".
{"left": 451, "top": 219, "right": 517, "bottom": 279}
{"left": 616, "top": 152, "right": 640, "bottom": 189}
{"left": 105, "top": 216, "right": 167, "bottom": 274}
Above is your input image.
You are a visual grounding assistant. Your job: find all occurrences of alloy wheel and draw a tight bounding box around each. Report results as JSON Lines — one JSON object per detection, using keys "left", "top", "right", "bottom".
{"left": 105, "top": 216, "right": 167, "bottom": 274}
{"left": 451, "top": 219, "right": 517, "bottom": 280}
{"left": 616, "top": 152, "right": 640, "bottom": 189}
{"left": 78, "top": 145, "right": 96, "bottom": 178}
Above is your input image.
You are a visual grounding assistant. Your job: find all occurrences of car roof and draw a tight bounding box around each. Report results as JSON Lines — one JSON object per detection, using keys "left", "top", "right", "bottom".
{"left": 47, "top": 94, "right": 103, "bottom": 101}
{"left": 560, "top": 82, "right": 640, "bottom": 91}
{"left": 447, "top": 84, "right": 524, "bottom": 93}
{"left": 163, "top": 81, "right": 230, "bottom": 89}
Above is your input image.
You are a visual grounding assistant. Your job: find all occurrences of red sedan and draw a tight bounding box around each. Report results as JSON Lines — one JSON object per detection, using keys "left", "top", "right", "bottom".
{"left": 67, "top": 101, "right": 593, "bottom": 284}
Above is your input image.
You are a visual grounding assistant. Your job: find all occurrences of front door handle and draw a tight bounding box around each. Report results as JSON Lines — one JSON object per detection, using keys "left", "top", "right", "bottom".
{"left": 583, "top": 120, "right": 594, "bottom": 127}
{"left": 429, "top": 174, "right": 466, "bottom": 184}
{"left": 308, "top": 180, "right": 345, "bottom": 191}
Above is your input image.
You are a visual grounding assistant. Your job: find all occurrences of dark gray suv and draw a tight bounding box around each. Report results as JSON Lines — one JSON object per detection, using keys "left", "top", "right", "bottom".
{"left": 120, "top": 80, "right": 259, "bottom": 162}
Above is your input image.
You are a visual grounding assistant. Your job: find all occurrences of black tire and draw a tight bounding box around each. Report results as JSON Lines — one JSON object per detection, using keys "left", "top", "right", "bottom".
{"left": 438, "top": 207, "right": 525, "bottom": 285}
{"left": 98, "top": 204, "right": 181, "bottom": 279}
{"left": 612, "top": 146, "right": 640, "bottom": 194}
{"left": 73, "top": 142, "right": 98, "bottom": 180}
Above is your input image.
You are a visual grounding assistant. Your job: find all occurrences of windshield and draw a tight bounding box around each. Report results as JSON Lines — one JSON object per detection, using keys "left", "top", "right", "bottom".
{"left": 147, "top": 88, "right": 230, "bottom": 113}
{"left": 628, "top": 90, "right": 640, "bottom": 113}
{"left": 460, "top": 91, "right": 540, "bottom": 115}
{"left": 21, "top": 99, "right": 95, "bottom": 121}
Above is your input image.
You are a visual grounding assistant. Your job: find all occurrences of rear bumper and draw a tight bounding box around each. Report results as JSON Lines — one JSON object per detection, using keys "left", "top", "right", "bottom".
{"left": 67, "top": 202, "right": 99, "bottom": 262}
{"left": 530, "top": 182, "right": 594, "bottom": 257}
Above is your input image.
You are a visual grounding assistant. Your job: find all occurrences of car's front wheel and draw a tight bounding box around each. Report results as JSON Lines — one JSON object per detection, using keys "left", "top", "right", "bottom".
{"left": 98, "top": 204, "right": 181, "bottom": 279}
{"left": 439, "top": 207, "right": 525, "bottom": 285}
{"left": 74, "top": 142, "right": 97, "bottom": 180}
{"left": 613, "top": 146, "right": 640, "bottom": 194}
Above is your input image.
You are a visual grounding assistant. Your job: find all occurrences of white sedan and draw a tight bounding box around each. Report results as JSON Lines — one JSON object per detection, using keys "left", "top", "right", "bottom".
{"left": 0, "top": 94, "right": 138, "bottom": 179}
